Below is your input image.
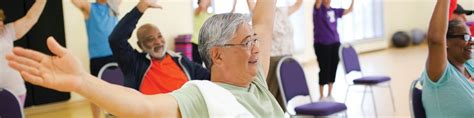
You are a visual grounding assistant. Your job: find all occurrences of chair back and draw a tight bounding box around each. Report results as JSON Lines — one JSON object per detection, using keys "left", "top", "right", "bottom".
{"left": 277, "top": 57, "right": 311, "bottom": 108}
{"left": 0, "top": 88, "right": 24, "bottom": 118}
{"left": 98, "top": 63, "right": 125, "bottom": 86}
{"left": 339, "top": 44, "right": 362, "bottom": 74}
{"left": 409, "top": 79, "right": 426, "bottom": 118}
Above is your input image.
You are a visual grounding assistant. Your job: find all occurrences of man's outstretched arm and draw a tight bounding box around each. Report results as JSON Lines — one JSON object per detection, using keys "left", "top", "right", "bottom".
{"left": 7, "top": 37, "right": 180, "bottom": 117}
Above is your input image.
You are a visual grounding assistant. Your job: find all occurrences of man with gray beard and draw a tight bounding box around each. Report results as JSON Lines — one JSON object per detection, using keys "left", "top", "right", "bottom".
{"left": 108, "top": 0, "right": 210, "bottom": 95}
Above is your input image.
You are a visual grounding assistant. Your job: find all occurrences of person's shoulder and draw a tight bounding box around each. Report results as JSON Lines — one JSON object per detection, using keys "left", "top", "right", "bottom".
{"left": 90, "top": 2, "right": 99, "bottom": 7}
{"left": 170, "top": 81, "right": 202, "bottom": 97}
{"left": 167, "top": 51, "right": 190, "bottom": 63}
{"left": 465, "top": 59, "right": 474, "bottom": 67}
{"left": 4, "top": 23, "right": 15, "bottom": 35}
{"left": 5, "top": 22, "right": 13, "bottom": 29}
{"left": 169, "top": 81, "right": 208, "bottom": 118}
{"left": 421, "top": 63, "right": 454, "bottom": 87}
{"left": 313, "top": 6, "right": 328, "bottom": 15}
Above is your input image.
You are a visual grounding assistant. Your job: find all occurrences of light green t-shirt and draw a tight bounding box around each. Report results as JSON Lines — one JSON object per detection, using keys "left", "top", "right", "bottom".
{"left": 420, "top": 61, "right": 474, "bottom": 118}
{"left": 192, "top": 12, "right": 214, "bottom": 44}
{"left": 170, "top": 70, "right": 284, "bottom": 118}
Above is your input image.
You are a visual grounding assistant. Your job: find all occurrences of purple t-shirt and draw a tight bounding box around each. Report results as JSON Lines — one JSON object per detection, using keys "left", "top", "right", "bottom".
{"left": 313, "top": 6, "right": 344, "bottom": 45}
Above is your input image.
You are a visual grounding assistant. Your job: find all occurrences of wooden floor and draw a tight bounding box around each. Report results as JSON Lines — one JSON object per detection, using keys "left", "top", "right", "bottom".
{"left": 25, "top": 44, "right": 428, "bottom": 118}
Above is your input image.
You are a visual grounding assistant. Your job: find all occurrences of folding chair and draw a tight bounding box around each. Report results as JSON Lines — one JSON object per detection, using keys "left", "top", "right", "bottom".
{"left": 339, "top": 44, "right": 396, "bottom": 117}
{"left": 277, "top": 56, "right": 347, "bottom": 117}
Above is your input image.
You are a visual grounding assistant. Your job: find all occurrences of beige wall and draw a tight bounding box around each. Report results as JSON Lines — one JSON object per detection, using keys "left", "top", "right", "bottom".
{"left": 63, "top": 0, "right": 193, "bottom": 101}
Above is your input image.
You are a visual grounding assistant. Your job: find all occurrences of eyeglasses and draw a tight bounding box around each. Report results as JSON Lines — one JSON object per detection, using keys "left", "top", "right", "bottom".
{"left": 447, "top": 33, "right": 473, "bottom": 42}
{"left": 222, "top": 33, "right": 259, "bottom": 50}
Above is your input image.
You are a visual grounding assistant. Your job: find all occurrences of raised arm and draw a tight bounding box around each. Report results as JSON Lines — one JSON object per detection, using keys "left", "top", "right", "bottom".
{"left": 246, "top": 0, "right": 256, "bottom": 13}
{"left": 252, "top": 0, "right": 276, "bottom": 77}
{"left": 231, "top": 0, "right": 237, "bottom": 13}
{"left": 108, "top": 0, "right": 161, "bottom": 74}
{"left": 314, "top": 0, "right": 322, "bottom": 9}
{"left": 71, "top": 0, "right": 91, "bottom": 19}
{"left": 116, "top": 0, "right": 123, "bottom": 6}
{"left": 426, "top": 0, "right": 450, "bottom": 82}
{"left": 343, "top": 0, "right": 354, "bottom": 15}
{"left": 13, "top": 0, "right": 47, "bottom": 40}
{"left": 194, "top": 0, "right": 210, "bottom": 16}
{"left": 6, "top": 37, "right": 179, "bottom": 117}
{"left": 288, "top": 0, "right": 303, "bottom": 15}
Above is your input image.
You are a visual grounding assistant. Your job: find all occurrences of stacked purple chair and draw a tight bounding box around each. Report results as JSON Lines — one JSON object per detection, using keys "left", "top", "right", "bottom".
{"left": 0, "top": 88, "right": 24, "bottom": 118}
{"left": 174, "top": 34, "right": 193, "bottom": 60}
{"left": 276, "top": 56, "right": 347, "bottom": 117}
{"left": 339, "top": 44, "right": 396, "bottom": 117}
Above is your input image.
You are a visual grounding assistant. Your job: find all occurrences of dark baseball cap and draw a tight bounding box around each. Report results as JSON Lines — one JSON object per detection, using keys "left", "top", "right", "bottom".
{"left": 454, "top": 4, "right": 473, "bottom": 15}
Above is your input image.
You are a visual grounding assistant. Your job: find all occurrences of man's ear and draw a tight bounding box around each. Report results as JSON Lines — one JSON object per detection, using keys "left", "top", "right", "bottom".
{"left": 137, "top": 42, "right": 143, "bottom": 50}
{"left": 210, "top": 47, "right": 223, "bottom": 66}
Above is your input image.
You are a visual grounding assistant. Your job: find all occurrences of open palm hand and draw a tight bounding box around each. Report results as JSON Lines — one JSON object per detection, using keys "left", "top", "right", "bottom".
{"left": 141, "top": 0, "right": 163, "bottom": 9}
{"left": 6, "top": 37, "right": 85, "bottom": 92}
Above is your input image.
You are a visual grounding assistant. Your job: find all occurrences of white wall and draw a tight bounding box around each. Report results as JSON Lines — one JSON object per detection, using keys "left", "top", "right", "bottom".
{"left": 63, "top": 0, "right": 193, "bottom": 101}
{"left": 293, "top": 0, "right": 474, "bottom": 64}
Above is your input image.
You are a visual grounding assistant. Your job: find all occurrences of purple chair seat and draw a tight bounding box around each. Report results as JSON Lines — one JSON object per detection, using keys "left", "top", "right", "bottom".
{"left": 353, "top": 76, "right": 390, "bottom": 85}
{"left": 295, "top": 102, "right": 347, "bottom": 116}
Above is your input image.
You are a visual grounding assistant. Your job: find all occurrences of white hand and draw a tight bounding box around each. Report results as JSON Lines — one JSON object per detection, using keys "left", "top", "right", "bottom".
{"left": 6, "top": 37, "right": 86, "bottom": 92}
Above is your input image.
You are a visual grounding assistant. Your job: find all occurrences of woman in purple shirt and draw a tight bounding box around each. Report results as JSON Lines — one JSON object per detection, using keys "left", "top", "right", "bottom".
{"left": 313, "top": 0, "right": 353, "bottom": 98}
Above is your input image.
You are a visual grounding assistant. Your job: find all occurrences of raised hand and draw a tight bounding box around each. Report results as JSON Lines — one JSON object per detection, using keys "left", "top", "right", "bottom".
{"left": 146, "top": 0, "right": 163, "bottom": 9}
{"left": 6, "top": 37, "right": 86, "bottom": 92}
{"left": 138, "top": 0, "right": 163, "bottom": 12}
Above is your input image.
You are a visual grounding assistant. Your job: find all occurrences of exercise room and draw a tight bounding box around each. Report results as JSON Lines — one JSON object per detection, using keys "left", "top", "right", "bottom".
{"left": 0, "top": 0, "right": 472, "bottom": 117}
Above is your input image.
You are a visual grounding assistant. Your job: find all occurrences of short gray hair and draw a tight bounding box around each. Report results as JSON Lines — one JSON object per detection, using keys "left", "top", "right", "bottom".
{"left": 198, "top": 13, "right": 250, "bottom": 68}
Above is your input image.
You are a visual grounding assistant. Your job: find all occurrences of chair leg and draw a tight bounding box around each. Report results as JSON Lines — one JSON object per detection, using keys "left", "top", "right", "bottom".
{"left": 361, "top": 86, "right": 367, "bottom": 110}
{"left": 369, "top": 86, "right": 378, "bottom": 118}
{"left": 389, "top": 84, "right": 396, "bottom": 112}
{"left": 344, "top": 86, "right": 350, "bottom": 103}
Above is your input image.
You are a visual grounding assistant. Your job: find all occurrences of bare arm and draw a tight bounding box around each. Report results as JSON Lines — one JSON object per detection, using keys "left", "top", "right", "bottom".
{"left": 314, "top": 0, "right": 322, "bottom": 9}
{"left": 71, "top": 0, "right": 91, "bottom": 19}
{"left": 6, "top": 37, "right": 179, "bottom": 118}
{"left": 194, "top": 0, "right": 209, "bottom": 16}
{"left": 116, "top": 0, "right": 123, "bottom": 6}
{"left": 7, "top": 0, "right": 174, "bottom": 117}
{"left": 253, "top": 0, "right": 276, "bottom": 77}
{"left": 426, "top": 0, "right": 449, "bottom": 82}
{"left": 343, "top": 0, "right": 354, "bottom": 15}
{"left": 246, "top": 0, "right": 256, "bottom": 13}
{"left": 13, "top": 0, "right": 47, "bottom": 40}
{"left": 288, "top": 0, "right": 303, "bottom": 15}
{"left": 78, "top": 74, "right": 180, "bottom": 117}
{"left": 231, "top": 0, "right": 237, "bottom": 13}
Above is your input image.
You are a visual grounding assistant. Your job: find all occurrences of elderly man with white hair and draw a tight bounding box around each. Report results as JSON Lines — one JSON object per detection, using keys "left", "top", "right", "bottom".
{"left": 5, "top": 0, "right": 280, "bottom": 117}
